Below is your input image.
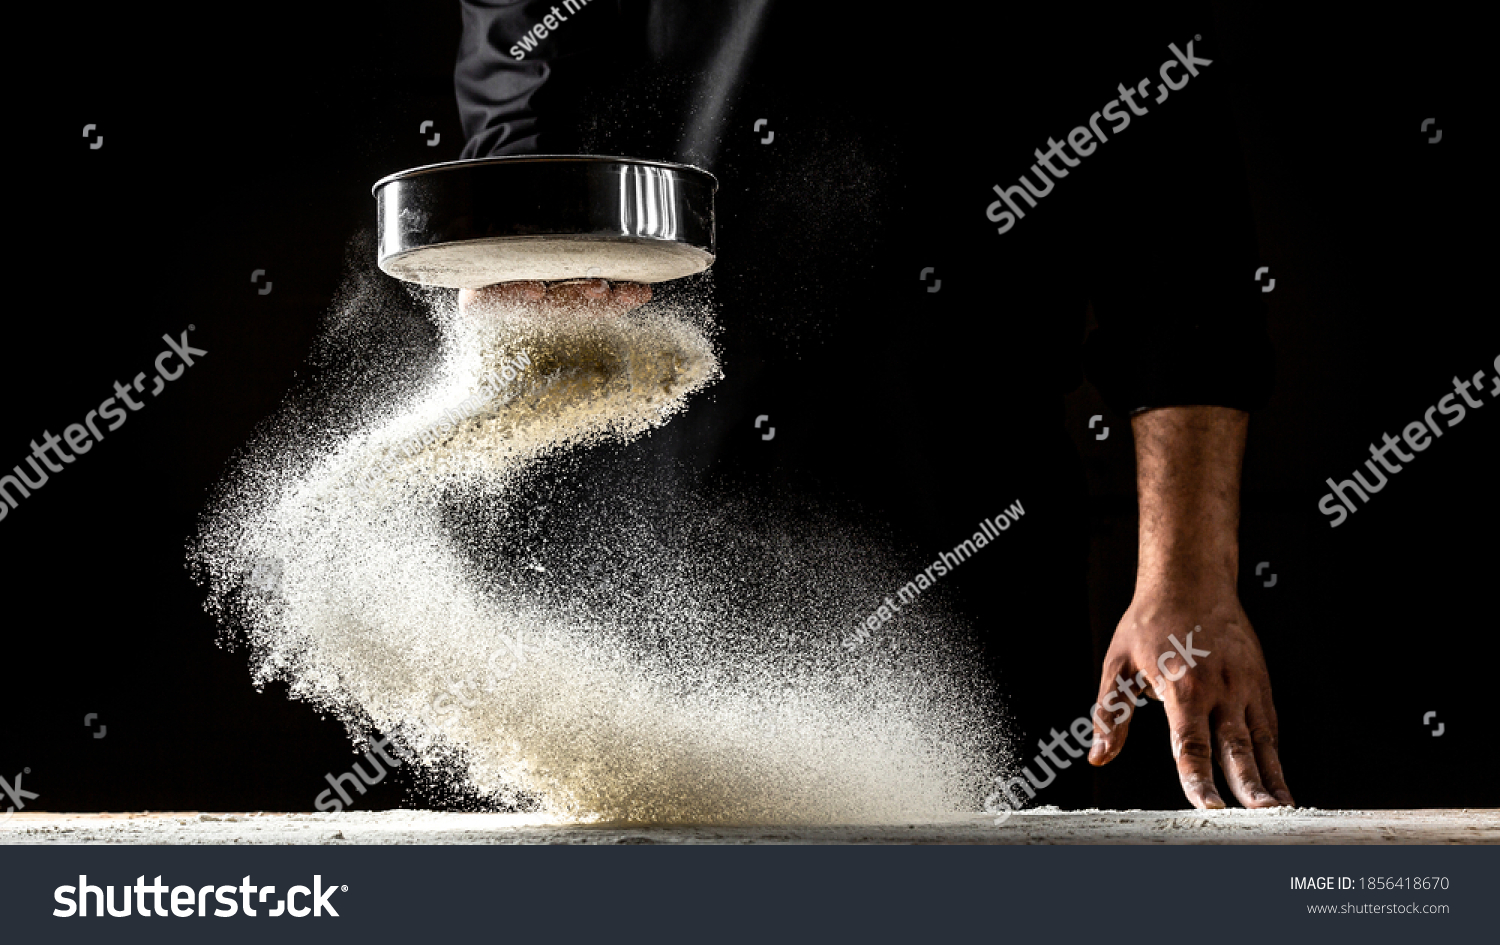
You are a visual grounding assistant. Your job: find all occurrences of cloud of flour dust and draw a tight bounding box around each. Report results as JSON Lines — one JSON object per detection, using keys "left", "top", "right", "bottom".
{"left": 189, "top": 246, "right": 1012, "bottom": 823}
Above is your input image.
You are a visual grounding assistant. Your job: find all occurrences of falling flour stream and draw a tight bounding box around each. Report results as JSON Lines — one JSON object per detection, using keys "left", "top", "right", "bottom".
{"left": 190, "top": 258, "right": 1009, "bottom": 823}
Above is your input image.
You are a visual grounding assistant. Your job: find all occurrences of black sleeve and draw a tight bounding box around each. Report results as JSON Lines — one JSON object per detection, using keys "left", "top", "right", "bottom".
{"left": 1081, "top": 37, "right": 1274, "bottom": 417}
{"left": 455, "top": 0, "right": 621, "bottom": 158}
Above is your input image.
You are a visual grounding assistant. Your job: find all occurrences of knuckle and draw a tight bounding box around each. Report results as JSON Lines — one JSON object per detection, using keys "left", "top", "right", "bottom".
{"left": 1249, "top": 723, "right": 1279, "bottom": 749}
{"left": 1167, "top": 675, "right": 1206, "bottom": 706}
{"left": 1217, "top": 731, "right": 1255, "bottom": 758}
{"left": 1259, "top": 697, "right": 1280, "bottom": 727}
{"left": 1172, "top": 731, "right": 1214, "bottom": 760}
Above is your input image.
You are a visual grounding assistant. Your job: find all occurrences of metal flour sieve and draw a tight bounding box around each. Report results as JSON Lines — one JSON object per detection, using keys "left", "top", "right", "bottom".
{"left": 372, "top": 155, "right": 717, "bottom": 288}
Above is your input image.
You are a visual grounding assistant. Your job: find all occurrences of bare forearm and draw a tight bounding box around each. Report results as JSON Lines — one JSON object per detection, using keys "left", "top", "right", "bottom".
{"left": 1093, "top": 404, "right": 1291, "bottom": 808}
{"left": 1131, "top": 405, "right": 1247, "bottom": 596}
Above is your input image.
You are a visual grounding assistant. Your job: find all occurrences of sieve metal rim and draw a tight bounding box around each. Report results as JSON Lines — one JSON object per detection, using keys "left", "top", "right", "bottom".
{"left": 371, "top": 154, "right": 719, "bottom": 196}
{"left": 373, "top": 155, "right": 718, "bottom": 287}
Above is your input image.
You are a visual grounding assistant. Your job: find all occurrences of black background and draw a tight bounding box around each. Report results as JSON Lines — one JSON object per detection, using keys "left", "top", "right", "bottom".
{"left": 3, "top": 1, "right": 1495, "bottom": 815}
